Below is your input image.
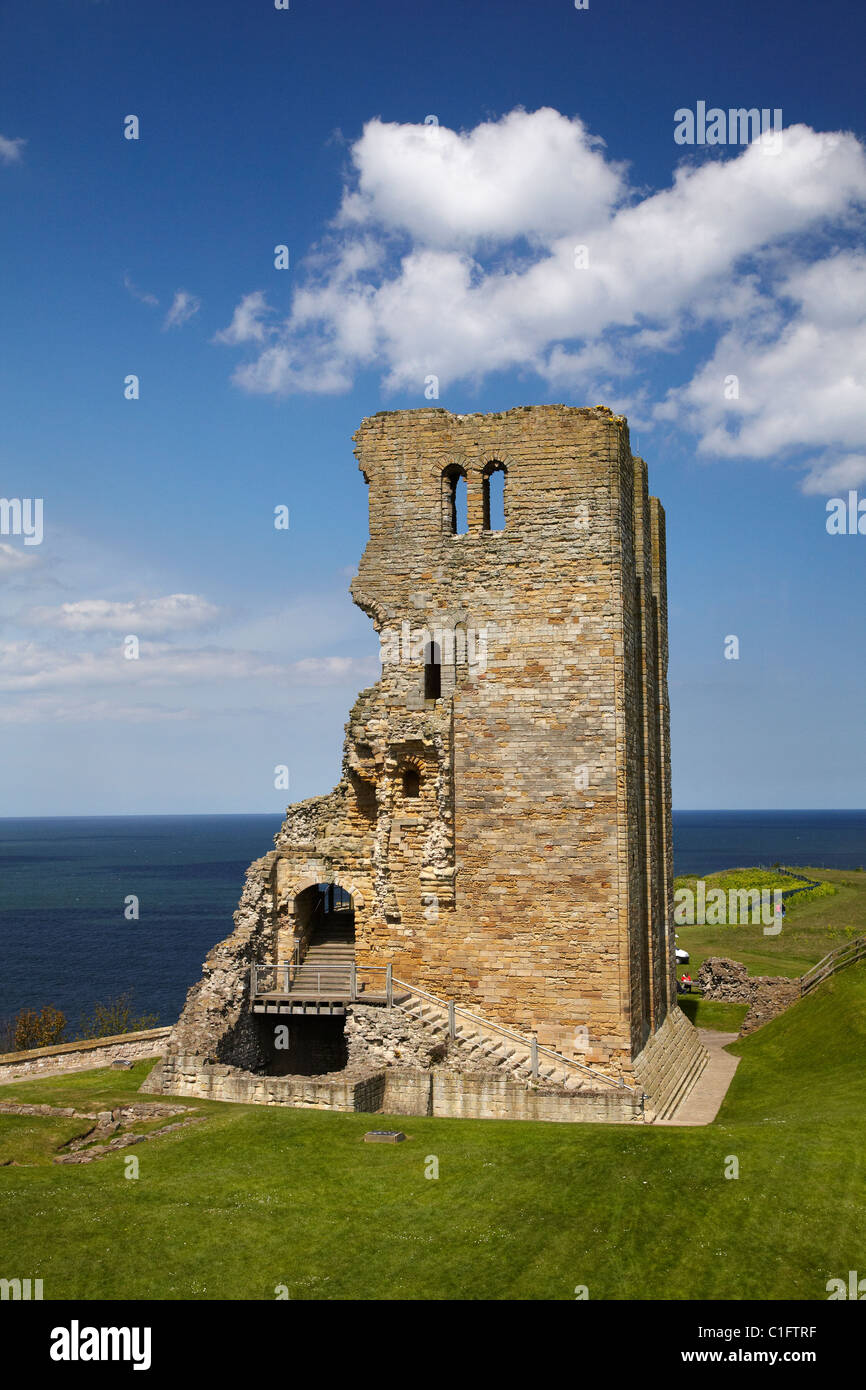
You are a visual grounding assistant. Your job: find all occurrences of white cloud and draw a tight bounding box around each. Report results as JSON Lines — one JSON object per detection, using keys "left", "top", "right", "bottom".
{"left": 213, "top": 290, "right": 274, "bottom": 345}
{"left": 800, "top": 453, "right": 866, "bottom": 495}
{"left": 0, "top": 543, "right": 38, "bottom": 573}
{"left": 163, "top": 289, "right": 201, "bottom": 329}
{"left": 215, "top": 111, "right": 866, "bottom": 483}
{"left": 0, "top": 639, "right": 376, "bottom": 695}
{"left": 337, "top": 108, "right": 624, "bottom": 247}
{"left": 0, "top": 135, "right": 26, "bottom": 164}
{"left": 29, "top": 594, "right": 221, "bottom": 634}
{"left": 656, "top": 251, "right": 866, "bottom": 463}
{"left": 123, "top": 273, "right": 159, "bottom": 307}
{"left": 217, "top": 114, "right": 866, "bottom": 392}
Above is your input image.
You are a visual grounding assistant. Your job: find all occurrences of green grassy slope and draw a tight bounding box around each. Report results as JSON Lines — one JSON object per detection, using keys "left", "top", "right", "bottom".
{"left": 675, "top": 866, "right": 866, "bottom": 979}
{"left": 1, "top": 961, "right": 864, "bottom": 1301}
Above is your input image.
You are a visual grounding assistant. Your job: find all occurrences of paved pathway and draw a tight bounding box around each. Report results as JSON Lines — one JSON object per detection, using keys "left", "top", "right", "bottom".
{"left": 656, "top": 1028, "right": 742, "bottom": 1126}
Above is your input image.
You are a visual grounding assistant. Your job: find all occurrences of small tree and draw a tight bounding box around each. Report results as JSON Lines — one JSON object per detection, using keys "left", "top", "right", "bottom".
{"left": 13, "top": 1004, "right": 68, "bottom": 1051}
{"left": 78, "top": 991, "right": 159, "bottom": 1040}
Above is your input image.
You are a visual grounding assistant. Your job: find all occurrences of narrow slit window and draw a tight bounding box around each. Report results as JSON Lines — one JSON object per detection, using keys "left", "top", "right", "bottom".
{"left": 403, "top": 767, "right": 421, "bottom": 798}
{"left": 483, "top": 463, "right": 506, "bottom": 531}
{"left": 443, "top": 466, "right": 468, "bottom": 535}
{"left": 424, "top": 640, "right": 442, "bottom": 700}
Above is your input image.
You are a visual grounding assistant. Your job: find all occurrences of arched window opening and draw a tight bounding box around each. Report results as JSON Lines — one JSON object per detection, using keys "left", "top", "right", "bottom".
{"left": 424, "top": 639, "right": 442, "bottom": 700}
{"left": 483, "top": 462, "right": 506, "bottom": 531}
{"left": 442, "top": 465, "right": 468, "bottom": 535}
{"left": 402, "top": 767, "right": 421, "bottom": 798}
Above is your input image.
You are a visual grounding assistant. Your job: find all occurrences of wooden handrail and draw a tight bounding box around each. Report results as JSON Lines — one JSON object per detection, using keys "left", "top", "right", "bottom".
{"left": 800, "top": 936, "right": 866, "bottom": 994}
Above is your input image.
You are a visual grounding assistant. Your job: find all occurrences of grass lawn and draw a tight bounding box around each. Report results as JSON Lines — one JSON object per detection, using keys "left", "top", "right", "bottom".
{"left": 677, "top": 997, "right": 749, "bottom": 1032}
{"left": 674, "top": 865, "right": 866, "bottom": 980}
{"left": 1, "top": 962, "right": 865, "bottom": 1301}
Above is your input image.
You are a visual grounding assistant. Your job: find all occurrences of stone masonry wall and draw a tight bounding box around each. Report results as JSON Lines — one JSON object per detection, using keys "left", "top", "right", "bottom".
{"left": 164, "top": 405, "right": 684, "bottom": 1095}
{"left": 0, "top": 1028, "right": 170, "bottom": 1084}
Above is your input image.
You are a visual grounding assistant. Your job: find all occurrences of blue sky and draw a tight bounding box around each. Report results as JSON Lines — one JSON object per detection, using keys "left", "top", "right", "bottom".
{"left": 0, "top": 0, "right": 864, "bottom": 814}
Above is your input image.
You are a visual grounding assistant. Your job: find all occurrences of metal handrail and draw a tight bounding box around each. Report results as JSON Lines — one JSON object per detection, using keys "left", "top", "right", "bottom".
{"left": 391, "top": 976, "right": 637, "bottom": 1094}
{"left": 249, "top": 960, "right": 636, "bottom": 1096}
{"left": 252, "top": 961, "right": 393, "bottom": 1003}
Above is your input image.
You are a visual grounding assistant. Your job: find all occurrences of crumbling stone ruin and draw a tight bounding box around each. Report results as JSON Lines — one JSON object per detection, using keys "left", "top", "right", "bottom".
{"left": 697, "top": 956, "right": 801, "bottom": 1034}
{"left": 150, "top": 405, "right": 707, "bottom": 1121}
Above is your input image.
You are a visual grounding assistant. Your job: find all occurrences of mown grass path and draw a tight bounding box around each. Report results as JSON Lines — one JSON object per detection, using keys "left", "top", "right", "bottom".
{"left": 675, "top": 866, "right": 866, "bottom": 978}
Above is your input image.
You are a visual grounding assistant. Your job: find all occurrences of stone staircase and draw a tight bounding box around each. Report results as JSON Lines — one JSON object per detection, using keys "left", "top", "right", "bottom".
{"left": 396, "top": 992, "right": 607, "bottom": 1092}
{"left": 302, "top": 915, "right": 356, "bottom": 972}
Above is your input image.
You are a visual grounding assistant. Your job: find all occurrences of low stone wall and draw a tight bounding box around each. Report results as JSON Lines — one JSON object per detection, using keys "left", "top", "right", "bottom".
{"left": 380, "top": 1068, "right": 434, "bottom": 1116}
{"left": 633, "top": 1007, "right": 708, "bottom": 1120}
{"left": 148, "top": 1053, "right": 643, "bottom": 1123}
{"left": 151, "top": 1053, "right": 386, "bottom": 1112}
{"left": 425, "top": 1071, "right": 641, "bottom": 1123}
{"left": 0, "top": 1028, "right": 171, "bottom": 1084}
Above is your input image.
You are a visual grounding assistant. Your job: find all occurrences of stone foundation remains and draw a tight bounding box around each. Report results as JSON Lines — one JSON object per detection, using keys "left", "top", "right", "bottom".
{"left": 697, "top": 957, "right": 801, "bottom": 1034}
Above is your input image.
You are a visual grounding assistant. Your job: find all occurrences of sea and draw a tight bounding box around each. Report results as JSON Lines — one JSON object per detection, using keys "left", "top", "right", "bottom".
{"left": 1, "top": 810, "right": 864, "bottom": 1028}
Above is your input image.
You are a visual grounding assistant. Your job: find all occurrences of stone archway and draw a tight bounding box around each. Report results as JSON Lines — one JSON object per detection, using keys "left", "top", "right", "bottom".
{"left": 291, "top": 880, "right": 356, "bottom": 965}
{"left": 287, "top": 867, "right": 366, "bottom": 912}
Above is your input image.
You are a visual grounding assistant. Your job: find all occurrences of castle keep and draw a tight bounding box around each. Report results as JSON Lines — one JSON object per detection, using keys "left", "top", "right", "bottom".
{"left": 152, "top": 406, "right": 707, "bottom": 1121}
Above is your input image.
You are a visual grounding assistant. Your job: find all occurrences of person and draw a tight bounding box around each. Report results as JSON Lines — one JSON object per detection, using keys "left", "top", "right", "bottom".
{"left": 681, "top": 972, "right": 692, "bottom": 994}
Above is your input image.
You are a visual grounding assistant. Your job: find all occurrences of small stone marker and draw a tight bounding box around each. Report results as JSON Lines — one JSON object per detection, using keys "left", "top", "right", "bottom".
{"left": 363, "top": 1130, "right": 407, "bottom": 1144}
{"left": 111, "top": 1059, "right": 134, "bottom": 1070}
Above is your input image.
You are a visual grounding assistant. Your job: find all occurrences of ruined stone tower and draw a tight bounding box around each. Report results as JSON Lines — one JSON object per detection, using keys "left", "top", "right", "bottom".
{"left": 154, "top": 406, "right": 707, "bottom": 1118}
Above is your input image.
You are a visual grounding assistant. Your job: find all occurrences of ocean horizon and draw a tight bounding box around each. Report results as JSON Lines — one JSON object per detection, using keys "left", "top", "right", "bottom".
{"left": 1, "top": 809, "right": 864, "bottom": 1029}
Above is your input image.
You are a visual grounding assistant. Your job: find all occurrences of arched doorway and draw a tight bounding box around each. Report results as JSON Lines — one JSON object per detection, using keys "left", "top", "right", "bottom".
{"left": 265, "top": 881, "right": 357, "bottom": 1076}
{"left": 291, "top": 881, "right": 356, "bottom": 979}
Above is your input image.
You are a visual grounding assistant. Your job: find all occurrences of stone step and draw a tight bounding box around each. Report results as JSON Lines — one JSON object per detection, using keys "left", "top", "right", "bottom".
{"left": 394, "top": 996, "right": 586, "bottom": 1091}
{"left": 634, "top": 1012, "right": 709, "bottom": 1120}
{"left": 303, "top": 951, "right": 355, "bottom": 961}
{"left": 455, "top": 1028, "right": 478, "bottom": 1043}
{"left": 656, "top": 1046, "right": 708, "bottom": 1121}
